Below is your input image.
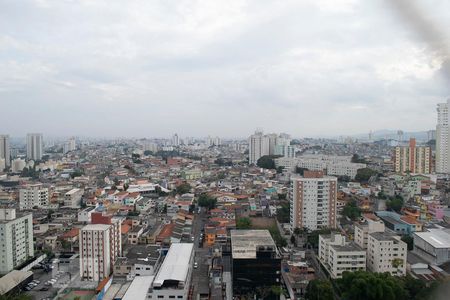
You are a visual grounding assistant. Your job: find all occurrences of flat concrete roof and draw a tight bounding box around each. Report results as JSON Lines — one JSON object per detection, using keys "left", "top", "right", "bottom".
{"left": 82, "top": 224, "right": 110, "bottom": 231}
{"left": 415, "top": 229, "right": 450, "bottom": 249}
{"left": 231, "top": 229, "right": 276, "bottom": 259}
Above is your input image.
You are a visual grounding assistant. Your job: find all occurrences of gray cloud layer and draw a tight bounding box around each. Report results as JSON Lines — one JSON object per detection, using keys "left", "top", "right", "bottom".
{"left": 1, "top": 0, "right": 449, "bottom": 138}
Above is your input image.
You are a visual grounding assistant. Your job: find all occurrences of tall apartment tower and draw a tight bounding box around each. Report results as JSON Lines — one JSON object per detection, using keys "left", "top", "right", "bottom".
{"left": 0, "top": 209, "right": 34, "bottom": 274}
{"left": 0, "top": 135, "right": 10, "bottom": 168}
{"left": 79, "top": 224, "right": 113, "bottom": 281}
{"left": 290, "top": 171, "right": 337, "bottom": 231}
{"left": 394, "top": 138, "right": 432, "bottom": 174}
{"left": 26, "top": 133, "right": 43, "bottom": 161}
{"left": 63, "top": 137, "right": 76, "bottom": 154}
{"left": 172, "top": 133, "right": 179, "bottom": 147}
{"left": 248, "top": 131, "right": 267, "bottom": 165}
{"left": 437, "top": 99, "right": 450, "bottom": 173}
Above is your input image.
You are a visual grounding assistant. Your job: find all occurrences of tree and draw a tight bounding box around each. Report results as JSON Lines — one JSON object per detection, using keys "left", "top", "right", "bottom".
{"left": 342, "top": 200, "right": 362, "bottom": 220}
{"left": 197, "top": 194, "right": 217, "bottom": 210}
{"left": 295, "top": 166, "right": 309, "bottom": 175}
{"left": 175, "top": 183, "right": 191, "bottom": 195}
{"left": 276, "top": 166, "right": 284, "bottom": 173}
{"left": 269, "top": 225, "right": 287, "bottom": 247}
{"left": 256, "top": 155, "right": 281, "bottom": 169}
{"left": 290, "top": 234, "right": 296, "bottom": 246}
{"left": 355, "top": 168, "right": 378, "bottom": 183}
{"left": 276, "top": 202, "right": 290, "bottom": 223}
{"left": 305, "top": 279, "right": 334, "bottom": 300}
{"left": 70, "top": 170, "right": 83, "bottom": 178}
{"left": 143, "top": 150, "right": 154, "bottom": 156}
{"left": 236, "top": 217, "right": 252, "bottom": 229}
{"left": 307, "top": 228, "right": 332, "bottom": 248}
{"left": 387, "top": 195, "right": 403, "bottom": 213}
{"left": 351, "top": 153, "right": 367, "bottom": 163}
{"left": 401, "top": 235, "right": 414, "bottom": 251}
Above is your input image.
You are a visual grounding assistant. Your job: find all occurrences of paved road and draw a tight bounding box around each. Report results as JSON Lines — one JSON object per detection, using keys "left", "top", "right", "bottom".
{"left": 191, "top": 208, "right": 209, "bottom": 299}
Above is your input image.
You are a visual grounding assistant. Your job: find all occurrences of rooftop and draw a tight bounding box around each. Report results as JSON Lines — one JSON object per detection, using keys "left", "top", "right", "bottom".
{"left": 231, "top": 229, "right": 277, "bottom": 259}
{"left": 122, "top": 276, "right": 154, "bottom": 300}
{"left": 414, "top": 229, "right": 450, "bottom": 249}
{"left": 153, "top": 243, "right": 194, "bottom": 288}
{"left": 81, "top": 223, "right": 110, "bottom": 231}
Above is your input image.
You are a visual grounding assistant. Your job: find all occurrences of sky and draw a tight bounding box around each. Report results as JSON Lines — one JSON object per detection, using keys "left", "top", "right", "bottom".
{"left": 1, "top": 0, "right": 449, "bottom": 139}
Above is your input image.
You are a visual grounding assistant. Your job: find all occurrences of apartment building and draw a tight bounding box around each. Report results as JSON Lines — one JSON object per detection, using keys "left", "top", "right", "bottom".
{"left": 64, "top": 188, "right": 83, "bottom": 208}
{"left": 318, "top": 234, "right": 366, "bottom": 278}
{"left": 0, "top": 209, "right": 34, "bottom": 274}
{"left": 394, "top": 138, "right": 432, "bottom": 174}
{"left": 19, "top": 184, "right": 49, "bottom": 210}
{"left": 0, "top": 135, "right": 10, "bottom": 167}
{"left": 437, "top": 99, "right": 450, "bottom": 173}
{"left": 290, "top": 171, "right": 337, "bottom": 230}
{"left": 367, "top": 232, "right": 407, "bottom": 276}
{"left": 26, "top": 133, "right": 43, "bottom": 161}
{"left": 79, "top": 224, "right": 113, "bottom": 281}
{"left": 354, "top": 218, "right": 385, "bottom": 249}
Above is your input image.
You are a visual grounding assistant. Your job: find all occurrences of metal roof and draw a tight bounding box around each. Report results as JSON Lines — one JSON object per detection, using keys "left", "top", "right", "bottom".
{"left": 122, "top": 276, "right": 154, "bottom": 300}
{"left": 153, "top": 243, "right": 193, "bottom": 287}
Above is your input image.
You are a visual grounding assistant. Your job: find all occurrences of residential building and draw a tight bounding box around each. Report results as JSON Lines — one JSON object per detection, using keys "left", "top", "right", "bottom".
{"left": 79, "top": 224, "right": 114, "bottom": 281}
{"left": 26, "top": 133, "right": 43, "bottom": 161}
{"left": 436, "top": 98, "right": 450, "bottom": 173}
{"left": 367, "top": 232, "right": 407, "bottom": 276}
{"left": 63, "top": 137, "right": 76, "bottom": 154}
{"left": 290, "top": 171, "right": 337, "bottom": 231}
{"left": 318, "top": 234, "right": 366, "bottom": 278}
{"left": 0, "top": 135, "right": 10, "bottom": 167}
{"left": 274, "top": 145, "right": 295, "bottom": 158}
{"left": 151, "top": 243, "right": 194, "bottom": 300}
{"left": 0, "top": 209, "right": 34, "bottom": 275}
{"left": 114, "top": 245, "right": 161, "bottom": 279}
{"left": 394, "top": 138, "right": 432, "bottom": 174}
{"left": 19, "top": 184, "right": 49, "bottom": 210}
{"left": 354, "top": 218, "right": 385, "bottom": 249}
{"left": 230, "top": 230, "right": 281, "bottom": 296}
{"left": 248, "top": 131, "right": 268, "bottom": 165}
{"left": 172, "top": 133, "right": 179, "bottom": 147}
{"left": 64, "top": 188, "right": 83, "bottom": 208}
{"left": 91, "top": 212, "right": 122, "bottom": 269}
{"left": 413, "top": 229, "right": 450, "bottom": 265}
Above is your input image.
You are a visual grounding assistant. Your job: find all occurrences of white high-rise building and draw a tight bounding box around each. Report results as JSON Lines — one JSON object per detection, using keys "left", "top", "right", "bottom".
{"left": 63, "top": 137, "right": 76, "bottom": 154}
{"left": 79, "top": 224, "right": 114, "bottom": 281}
{"left": 290, "top": 171, "right": 337, "bottom": 231}
{"left": 0, "top": 209, "right": 34, "bottom": 274}
{"left": 19, "top": 184, "right": 49, "bottom": 210}
{"left": 172, "top": 133, "right": 179, "bottom": 147}
{"left": 437, "top": 99, "right": 450, "bottom": 173}
{"left": 0, "top": 135, "right": 10, "bottom": 167}
{"left": 26, "top": 133, "right": 43, "bottom": 161}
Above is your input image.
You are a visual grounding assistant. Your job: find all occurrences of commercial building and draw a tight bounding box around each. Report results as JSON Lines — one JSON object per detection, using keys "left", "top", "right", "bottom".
{"left": 437, "top": 99, "right": 450, "bottom": 173}
{"left": 394, "top": 138, "right": 432, "bottom": 174}
{"left": 26, "top": 133, "right": 43, "bottom": 161}
{"left": 230, "top": 230, "right": 281, "bottom": 296}
{"left": 318, "top": 234, "right": 366, "bottom": 278}
{"left": 19, "top": 184, "right": 49, "bottom": 210}
{"left": 0, "top": 135, "right": 10, "bottom": 168}
{"left": 79, "top": 224, "right": 114, "bottom": 281}
{"left": 64, "top": 188, "right": 83, "bottom": 208}
{"left": 367, "top": 232, "right": 407, "bottom": 276}
{"left": 151, "top": 243, "right": 194, "bottom": 299}
{"left": 0, "top": 209, "right": 34, "bottom": 275}
{"left": 290, "top": 171, "right": 337, "bottom": 231}
{"left": 354, "top": 218, "right": 385, "bottom": 249}
{"left": 413, "top": 229, "right": 450, "bottom": 265}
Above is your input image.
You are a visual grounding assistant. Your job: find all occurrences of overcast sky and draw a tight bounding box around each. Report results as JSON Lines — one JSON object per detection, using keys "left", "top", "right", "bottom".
{"left": 1, "top": 0, "right": 449, "bottom": 139}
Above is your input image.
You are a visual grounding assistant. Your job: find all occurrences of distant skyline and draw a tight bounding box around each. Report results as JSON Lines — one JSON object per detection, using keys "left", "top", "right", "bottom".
{"left": 1, "top": 0, "right": 450, "bottom": 137}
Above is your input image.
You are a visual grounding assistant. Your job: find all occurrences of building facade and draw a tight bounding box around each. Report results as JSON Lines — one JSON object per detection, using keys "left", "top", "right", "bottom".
{"left": 26, "top": 133, "right": 43, "bottom": 161}
{"left": 354, "top": 218, "right": 385, "bottom": 249}
{"left": 0, "top": 209, "right": 34, "bottom": 274}
{"left": 0, "top": 135, "right": 10, "bottom": 168}
{"left": 79, "top": 224, "right": 113, "bottom": 281}
{"left": 394, "top": 138, "right": 432, "bottom": 174}
{"left": 318, "top": 234, "right": 366, "bottom": 278}
{"left": 290, "top": 171, "right": 337, "bottom": 231}
{"left": 367, "top": 232, "right": 407, "bottom": 276}
{"left": 19, "top": 184, "right": 49, "bottom": 210}
{"left": 436, "top": 99, "right": 450, "bottom": 173}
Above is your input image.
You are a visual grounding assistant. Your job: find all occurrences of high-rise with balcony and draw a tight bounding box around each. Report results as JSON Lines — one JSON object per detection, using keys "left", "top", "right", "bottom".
{"left": 437, "top": 99, "right": 450, "bottom": 173}
{"left": 394, "top": 138, "right": 432, "bottom": 174}
{"left": 19, "top": 184, "right": 49, "bottom": 209}
{"left": 290, "top": 171, "right": 337, "bottom": 231}
{"left": 0, "top": 135, "right": 10, "bottom": 168}
{"left": 26, "top": 133, "right": 43, "bottom": 161}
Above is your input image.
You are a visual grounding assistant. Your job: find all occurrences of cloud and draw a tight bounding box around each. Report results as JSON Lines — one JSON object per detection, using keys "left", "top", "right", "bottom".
{"left": 0, "top": 0, "right": 449, "bottom": 138}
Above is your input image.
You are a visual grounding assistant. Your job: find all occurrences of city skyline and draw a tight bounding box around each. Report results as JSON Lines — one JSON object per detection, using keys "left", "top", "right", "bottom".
{"left": 1, "top": 0, "right": 450, "bottom": 137}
